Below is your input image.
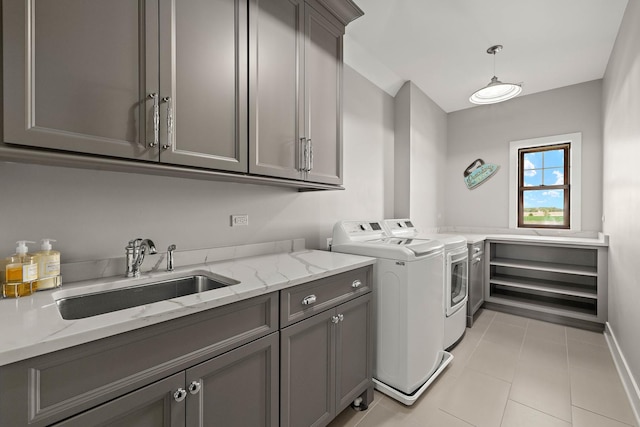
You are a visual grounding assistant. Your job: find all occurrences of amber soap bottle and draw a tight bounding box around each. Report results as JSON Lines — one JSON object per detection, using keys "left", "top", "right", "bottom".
{"left": 2, "top": 241, "right": 38, "bottom": 298}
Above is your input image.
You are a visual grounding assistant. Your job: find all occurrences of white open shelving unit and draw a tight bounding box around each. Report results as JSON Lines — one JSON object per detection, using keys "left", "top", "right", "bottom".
{"left": 485, "top": 239, "right": 608, "bottom": 330}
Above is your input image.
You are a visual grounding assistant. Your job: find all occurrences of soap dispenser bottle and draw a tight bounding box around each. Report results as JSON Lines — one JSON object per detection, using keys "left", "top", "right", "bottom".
{"left": 34, "top": 239, "right": 62, "bottom": 291}
{"left": 3, "top": 241, "right": 38, "bottom": 298}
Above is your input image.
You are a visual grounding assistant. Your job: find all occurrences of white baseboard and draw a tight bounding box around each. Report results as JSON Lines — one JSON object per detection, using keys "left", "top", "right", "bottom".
{"left": 605, "top": 322, "right": 640, "bottom": 426}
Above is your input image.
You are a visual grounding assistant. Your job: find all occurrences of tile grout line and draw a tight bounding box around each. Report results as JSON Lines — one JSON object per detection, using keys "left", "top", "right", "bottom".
{"left": 497, "top": 317, "right": 531, "bottom": 427}
{"left": 564, "top": 324, "right": 574, "bottom": 425}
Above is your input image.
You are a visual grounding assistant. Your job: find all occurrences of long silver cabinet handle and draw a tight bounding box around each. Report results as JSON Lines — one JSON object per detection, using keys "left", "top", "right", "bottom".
{"left": 188, "top": 381, "right": 201, "bottom": 395}
{"left": 302, "top": 294, "right": 317, "bottom": 305}
{"left": 173, "top": 388, "right": 187, "bottom": 402}
{"left": 307, "top": 139, "right": 313, "bottom": 171}
{"left": 299, "top": 137, "right": 307, "bottom": 171}
{"left": 148, "top": 93, "right": 159, "bottom": 148}
{"left": 162, "top": 96, "right": 173, "bottom": 150}
{"left": 352, "top": 280, "right": 362, "bottom": 289}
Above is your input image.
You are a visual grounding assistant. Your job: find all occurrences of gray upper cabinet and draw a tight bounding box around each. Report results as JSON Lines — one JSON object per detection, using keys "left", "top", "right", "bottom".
{"left": 249, "top": 0, "right": 349, "bottom": 185}
{"left": 303, "top": 4, "right": 344, "bottom": 185}
{"left": 157, "top": 0, "right": 247, "bottom": 171}
{"left": 3, "top": 0, "right": 247, "bottom": 171}
{"left": 2, "top": 0, "right": 159, "bottom": 161}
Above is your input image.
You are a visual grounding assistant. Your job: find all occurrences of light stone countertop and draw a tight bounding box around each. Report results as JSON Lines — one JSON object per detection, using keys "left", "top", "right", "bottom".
{"left": 437, "top": 229, "right": 609, "bottom": 247}
{"left": 454, "top": 233, "right": 609, "bottom": 247}
{"left": 0, "top": 249, "right": 375, "bottom": 367}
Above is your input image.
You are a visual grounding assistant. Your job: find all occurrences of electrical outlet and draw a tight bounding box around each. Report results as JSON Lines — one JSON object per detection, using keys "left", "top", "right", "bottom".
{"left": 231, "top": 214, "right": 249, "bottom": 227}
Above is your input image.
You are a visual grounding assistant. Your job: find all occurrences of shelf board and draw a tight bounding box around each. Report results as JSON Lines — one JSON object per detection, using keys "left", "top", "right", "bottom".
{"left": 490, "top": 257, "right": 597, "bottom": 277}
{"left": 488, "top": 286, "right": 598, "bottom": 317}
{"left": 490, "top": 274, "right": 597, "bottom": 299}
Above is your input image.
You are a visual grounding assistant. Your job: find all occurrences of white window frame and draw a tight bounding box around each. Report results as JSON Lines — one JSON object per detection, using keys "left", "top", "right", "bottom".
{"left": 509, "top": 132, "right": 582, "bottom": 231}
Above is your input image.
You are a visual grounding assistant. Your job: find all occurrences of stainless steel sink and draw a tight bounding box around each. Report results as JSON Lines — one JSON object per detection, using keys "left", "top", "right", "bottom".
{"left": 57, "top": 274, "right": 237, "bottom": 320}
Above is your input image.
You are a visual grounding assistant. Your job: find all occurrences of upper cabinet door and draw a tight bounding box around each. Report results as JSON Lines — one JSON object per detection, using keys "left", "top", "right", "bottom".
{"left": 2, "top": 0, "right": 159, "bottom": 161}
{"left": 158, "top": 0, "right": 248, "bottom": 172}
{"left": 304, "top": 5, "right": 344, "bottom": 185}
{"left": 249, "top": 0, "right": 306, "bottom": 181}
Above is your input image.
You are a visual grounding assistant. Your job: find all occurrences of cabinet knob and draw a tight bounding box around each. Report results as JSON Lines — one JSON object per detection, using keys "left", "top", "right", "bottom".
{"left": 331, "top": 315, "right": 340, "bottom": 324}
{"left": 338, "top": 314, "right": 344, "bottom": 322}
{"left": 188, "top": 381, "right": 201, "bottom": 395}
{"left": 173, "top": 388, "right": 187, "bottom": 402}
{"left": 302, "top": 295, "right": 317, "bottom": 305}
{"left": 352, "top": 280, "right": 362, "bottom": 289}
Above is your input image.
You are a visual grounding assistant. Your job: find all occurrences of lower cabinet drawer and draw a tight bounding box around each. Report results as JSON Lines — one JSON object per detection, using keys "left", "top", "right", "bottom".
{"left": 280, "top": 266, "right": 372, "bottom": 327}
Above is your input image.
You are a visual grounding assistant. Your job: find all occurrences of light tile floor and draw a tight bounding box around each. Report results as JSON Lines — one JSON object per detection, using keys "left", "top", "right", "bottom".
{"left": 328, "top": 309, "right": 638, "bottom": 427}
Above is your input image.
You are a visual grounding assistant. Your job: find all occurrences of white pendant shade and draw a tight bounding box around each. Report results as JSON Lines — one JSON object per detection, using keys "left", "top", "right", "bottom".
{"left": 470, "top": 45, "right": 523, "bottom": 105}
{"left": 469, "top": 76, "right": 522, "bottom": 105}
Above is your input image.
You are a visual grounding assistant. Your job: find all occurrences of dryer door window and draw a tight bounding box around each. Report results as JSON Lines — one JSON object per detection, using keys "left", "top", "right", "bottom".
{"left": 446, "top": 249, "right": 468, "bottom": 316}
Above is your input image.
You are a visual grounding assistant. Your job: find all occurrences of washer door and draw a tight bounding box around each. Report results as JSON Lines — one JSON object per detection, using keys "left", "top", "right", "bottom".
{"left": 446, "top": 248, "right": 468, "bottom": 316}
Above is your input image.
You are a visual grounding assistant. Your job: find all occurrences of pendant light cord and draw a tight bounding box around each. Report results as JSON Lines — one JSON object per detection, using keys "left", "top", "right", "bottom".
{"left": 493, "top": 50, "right": 496, "bottom": 77}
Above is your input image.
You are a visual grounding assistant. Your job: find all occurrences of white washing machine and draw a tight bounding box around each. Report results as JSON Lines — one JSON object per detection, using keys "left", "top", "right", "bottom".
{"left": 383, "top": 219, "right": 468, "bottom": 350}
{"left": 331, "top": 220, "right": 453, "bottom": 405}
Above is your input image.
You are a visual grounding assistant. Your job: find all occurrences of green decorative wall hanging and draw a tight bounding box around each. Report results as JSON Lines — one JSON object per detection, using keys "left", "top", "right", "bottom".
{"left": 464, "top": 159, "right": 500, "bottom": 189}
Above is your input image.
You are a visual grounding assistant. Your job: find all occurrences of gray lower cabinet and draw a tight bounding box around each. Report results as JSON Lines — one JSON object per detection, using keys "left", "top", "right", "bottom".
{"left": 52, "top": 372, "right": 187, "bottom": 427}
{"left": 0, "top": 266, "right": 372, "bottom": 427}
{"left": 2, "top": 0, "right": 247, "bottom": 171}
{"left": 280, "top": 294, "right": 373, "bottom": 427}
{"left": 249, "top": 0, "right": 345, "bottom": 185}
{"left": 0, "top": 292, "right": 278, "bottom": 427}
{"left": 185, "top": 332, "right": 279, "bottom": 426}
{"left": 53, "top": 333, "right": 279, "bottom": 427}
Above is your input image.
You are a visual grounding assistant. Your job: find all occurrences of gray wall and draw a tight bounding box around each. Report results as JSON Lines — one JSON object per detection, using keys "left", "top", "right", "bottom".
{"left": 0, "top": 65, "right": 395, "bottom": 263}
{"left": 445, "top": 80, "right": 603, "bottom": 231}
{"left": 394, "top": 81, "right": 447, "bottom": 228}
{"left": 603, "top": 0, "right": 640, "bottom": 399}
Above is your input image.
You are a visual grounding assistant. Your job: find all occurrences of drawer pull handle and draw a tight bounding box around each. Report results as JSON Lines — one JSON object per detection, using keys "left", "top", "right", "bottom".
{"left": 302, "top": 295, "right": 317, "bottom": 305}
{"left": 352, "top": 280, "right": 362, "bottom": 289}
{"left": 174, "top": 388, "right": 187, "bottom": 402}
{"left": 188, "top": 381, "right": 201, "bottom": 395}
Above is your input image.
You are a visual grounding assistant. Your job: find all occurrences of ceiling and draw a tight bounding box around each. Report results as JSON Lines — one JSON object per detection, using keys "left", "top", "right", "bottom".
{"left": 344, "top": 0, "right": 628, "bottom": 112}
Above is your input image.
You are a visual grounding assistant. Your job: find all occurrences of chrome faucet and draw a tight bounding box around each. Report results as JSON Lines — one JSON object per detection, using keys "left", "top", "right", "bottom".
{"left": 125, "top": 238, "right": 158, "bottom": 277}
{"left": 167, "top": 244, "right": 176, "bottom": 272}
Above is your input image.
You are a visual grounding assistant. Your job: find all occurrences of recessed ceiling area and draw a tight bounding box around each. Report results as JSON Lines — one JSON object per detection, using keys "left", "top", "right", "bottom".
{"left": 344, "top": 0, "right": 628, "bottom": 112}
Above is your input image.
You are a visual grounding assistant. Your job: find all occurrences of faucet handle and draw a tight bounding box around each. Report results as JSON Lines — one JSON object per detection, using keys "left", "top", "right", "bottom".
{"left": 167, "top": 244, "right": 176, "bottom": 272}
{"left": 127, "top": 238, "right": 143, "bottom": 249}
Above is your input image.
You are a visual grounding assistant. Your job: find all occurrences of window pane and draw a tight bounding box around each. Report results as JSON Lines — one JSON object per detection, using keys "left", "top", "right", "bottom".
{"left": 543, "top": 167, "right": 565, "bottom": 185}
{"left": 523, "top": 152, "right": 542, "bottom": 169}
{"left": 543, "top": 149, "right": 564, "bottom": 168}
{"left": 523, "top": 169, "right": 541, "bottom": 187}
{"left": 522, "top": 189, "right": 565, "bottom": 225}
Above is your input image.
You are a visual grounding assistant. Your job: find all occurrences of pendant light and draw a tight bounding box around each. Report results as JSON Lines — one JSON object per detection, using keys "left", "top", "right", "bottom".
{"left": 469, "top": 45, "right": 522, "bottom": 105}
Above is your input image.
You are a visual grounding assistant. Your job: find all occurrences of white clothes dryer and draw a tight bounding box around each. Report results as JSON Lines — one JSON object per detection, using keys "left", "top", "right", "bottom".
{"left": 383, "top": 219, "right": 468, "bottom": 350}
{"left": 331, "top": 220, "right": 453, "bottom": 405}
